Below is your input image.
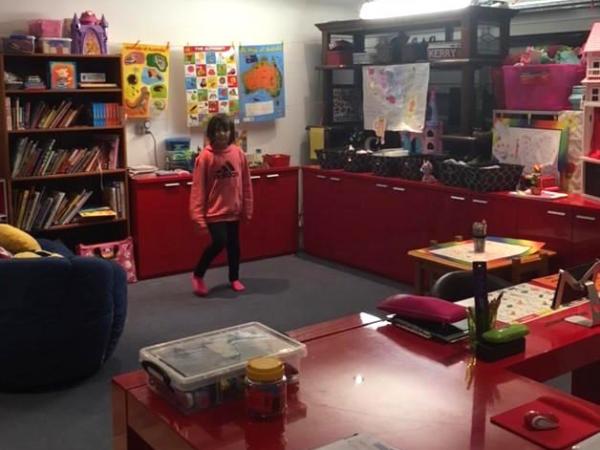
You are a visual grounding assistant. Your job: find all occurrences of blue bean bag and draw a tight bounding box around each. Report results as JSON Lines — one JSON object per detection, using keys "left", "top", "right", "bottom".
{"left": 0, "top": 239, "right": 127, "bottom": 391}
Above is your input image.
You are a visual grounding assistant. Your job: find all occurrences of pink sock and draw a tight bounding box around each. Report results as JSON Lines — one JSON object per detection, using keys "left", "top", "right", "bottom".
{"left": 192, "top": 275, "right": 208, "bottom": 296}
{"left": 231, "top": 280, "right": 245, "bottom": 292}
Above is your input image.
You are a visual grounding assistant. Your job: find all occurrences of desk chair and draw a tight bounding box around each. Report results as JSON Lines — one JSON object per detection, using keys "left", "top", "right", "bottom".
{"left": 431, "top": 270, "right": 512, "bottom": 302}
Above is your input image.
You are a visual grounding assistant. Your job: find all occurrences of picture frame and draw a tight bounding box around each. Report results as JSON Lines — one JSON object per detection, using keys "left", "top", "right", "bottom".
{"left": 49, "top": 61, "right": 77, "bottom": 89}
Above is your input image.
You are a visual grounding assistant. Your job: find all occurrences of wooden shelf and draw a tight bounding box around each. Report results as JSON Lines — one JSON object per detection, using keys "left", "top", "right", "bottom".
{"left": 6, "top": 88, "right": 122, "bottom": 94}
{"left": 9, "top": 126, "right": 124, "bottom": 134}
{"left": 441, "top": 134, "right": 477, "bottom": 142}
{"left": 1, "top": 53, "right": 121, "bottom": 60}
{"left": 38, "top": 218, "right": 127, "bottom": 232}
{"left": 12, "top": 169, "right": 127, "bottom": 182}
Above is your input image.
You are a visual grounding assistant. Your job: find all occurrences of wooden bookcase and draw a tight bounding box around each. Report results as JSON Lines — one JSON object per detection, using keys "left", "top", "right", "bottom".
{"left": 0, "top": 53, "right": 129, "bottom": 247}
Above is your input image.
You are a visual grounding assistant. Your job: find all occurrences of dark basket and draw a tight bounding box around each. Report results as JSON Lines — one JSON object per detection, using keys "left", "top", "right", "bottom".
{"left": 344, "top": 151, "right": 373, "bottom": 173}
{"left": 397, "top": 155, "right": 424, "bottom": 180}
{"left": 437, "top": 161, "right": 468, "bottom": 188}
{"left": 463, "top": 163, "right": 524, "bottom": 192}
{"left": 372, "top": 154, "right": 404, "bottom": 177}
{"left": 316, "top": 148, "right": 347, "bottom": 170}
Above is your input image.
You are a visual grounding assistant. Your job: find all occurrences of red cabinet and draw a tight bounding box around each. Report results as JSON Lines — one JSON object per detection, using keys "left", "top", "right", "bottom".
{"left": 302, "top": 167, "right": 600, "bottom": 284}
{"left": 571, "top": 207, "right": 600, "bottom": 266}
{"left": 131, "top": 168, "right": 298, "bottom": 279}
{"left": 516, "top": 201, "right": 572, "bottom": 267}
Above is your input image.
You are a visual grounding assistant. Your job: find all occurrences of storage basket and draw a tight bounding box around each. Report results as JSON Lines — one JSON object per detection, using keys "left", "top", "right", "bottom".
{"left": 463, "top": 163, "right": 524, "bottom": 192}
{"left": 371, "top": 149, "right": 409, "bottom": 177}
{"left": 316, "top": 148, "right": 347, "bottom": 170}
{"left": 28, "top": 20, "right": 63, "bottom": 38}
{"left": 438, "top": 161, "right": 468, "bottom": 188}
{"left": 502, "top": 64, "right": 585, "bottom": 111}
{"left": 344, "top": 150, "right": 373, "bottom": 173}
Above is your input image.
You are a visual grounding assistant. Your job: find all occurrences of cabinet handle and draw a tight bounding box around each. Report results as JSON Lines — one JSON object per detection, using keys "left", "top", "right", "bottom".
{"left": 266, "top": 174, "right": 280, "bottom": 179}
{"left": 163, "top": 182, "right": 181, "bottom": 188}
{"left": 450, "top": 195, "right": 466, "bottom": 201}
{"left": 316, "top": 175, "right": 327, "bottom": 180}
{"left": 186, "top": 181, "right": 193, "bottom": 186}
{"left": 329, "top": 177, "right": 341, "bottom": 182}
{"left": 251, "top": 175, "right": 261, "bottom": 180}
{"left": 472, "top": 199, "right": 488, "bottom": 205}
{"left": 375, "top": 183, "right": 389, "bottom": 189}
{"left": 393, "top": 187, "right": 406, "bottom": 192}
{"left": 576, "top": 214, "right": 597, "bottom": 222}
{"left": 547, "top": 210, "right": 567, "bottom": 217}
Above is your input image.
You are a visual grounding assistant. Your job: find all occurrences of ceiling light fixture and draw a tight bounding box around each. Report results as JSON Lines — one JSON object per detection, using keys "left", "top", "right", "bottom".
{"left": 359, "top": 0, "right": 476, "bottom": 20}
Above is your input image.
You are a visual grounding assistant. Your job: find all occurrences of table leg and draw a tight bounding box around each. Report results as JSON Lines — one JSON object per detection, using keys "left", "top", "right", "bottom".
{"left": 572, "top": 360, "right": 600, "bottom": 404}
{"left": 112, "top": 383, "right": 128, "bottom": 450}
{"left": 414, "top": 262, "right": 424, "bottom": 295}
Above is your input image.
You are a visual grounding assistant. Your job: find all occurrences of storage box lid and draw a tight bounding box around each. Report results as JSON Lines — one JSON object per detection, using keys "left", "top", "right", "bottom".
{"left": 139, "top": 322, "right": 307, "bottom": 390}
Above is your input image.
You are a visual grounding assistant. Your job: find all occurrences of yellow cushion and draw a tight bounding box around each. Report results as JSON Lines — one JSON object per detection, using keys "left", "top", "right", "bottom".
{"left": 0, "top": 224, "right": 41, "bottom": 254}
{"left": 13, "top": 251, "right": 41, "bottom": 259}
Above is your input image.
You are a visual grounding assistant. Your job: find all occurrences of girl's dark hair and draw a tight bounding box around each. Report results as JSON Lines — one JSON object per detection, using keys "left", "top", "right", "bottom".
{"left": 206, "top": 113, "right": 235, "bottom": 146}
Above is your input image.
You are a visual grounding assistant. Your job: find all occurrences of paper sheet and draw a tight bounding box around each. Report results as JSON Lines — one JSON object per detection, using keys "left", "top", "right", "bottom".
{"left": 313, "top": 434, "right": 400, "bottom": 450}
{"left": 429, "top": 240, "right": 531, "bottom": 264}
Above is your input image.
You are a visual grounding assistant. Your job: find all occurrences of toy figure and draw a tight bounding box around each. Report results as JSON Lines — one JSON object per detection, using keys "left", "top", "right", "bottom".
{"left": 420, "top": 159, "right": 436, "bottom": 183}
{"left": 71, "top": 11, "right": 108, "bottom": 55}
{"left": 529, "top": 164, "right": 543, "bottom": 195}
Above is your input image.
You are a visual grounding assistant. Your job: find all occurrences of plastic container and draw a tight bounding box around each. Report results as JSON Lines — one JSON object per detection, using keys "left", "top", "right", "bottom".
{"left": 315, "top": 147, "right": 348, "bottom": 170}
{"left": 2, "top": 35, "right": 35, "bottom": 54}
{"left": 28, "top": 20, "right": 63, "bottom": 38}
{"left": 139, "top": 322, "right": 307, "bottom": 414}
{"left": 502, "top": 64, "right": 585, "bottom": 111}
{"left": 165, "top": 137, "right": 194, "bottom": 171}
{"left": 37, "top": 37, "right": 71, "bottom": 55}
{"left": 245, "top": 357, "right": 287, "bottom": 419}
{"left": 263, "top": 154, "right": 290, "bottom": 168}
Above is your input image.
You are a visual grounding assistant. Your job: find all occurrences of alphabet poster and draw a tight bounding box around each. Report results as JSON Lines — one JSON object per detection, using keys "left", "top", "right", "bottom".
{"left": 184, "top": 45, "right": 239, "bottom": 127}
{"left": 122, "top": 43, "right": 170, "bottom": 119}
{"left": 363, "top": 63, "right": 430, "bottom": 133}
{"left": 239, "top": 43, "right": 285, "bottom": 122}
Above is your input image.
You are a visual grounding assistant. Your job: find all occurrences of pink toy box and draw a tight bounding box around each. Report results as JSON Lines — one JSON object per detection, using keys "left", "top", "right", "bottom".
{"left": 502, "top": 64, "right": 585, "bottom": 111}
{"left": 28, "top": 19, "right": 63, "bottom": 38}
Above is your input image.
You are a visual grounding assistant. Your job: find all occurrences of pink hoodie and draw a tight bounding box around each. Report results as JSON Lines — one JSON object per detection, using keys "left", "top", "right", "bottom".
{"left": 189, "top": 144, "right": 253, "bottom": 227}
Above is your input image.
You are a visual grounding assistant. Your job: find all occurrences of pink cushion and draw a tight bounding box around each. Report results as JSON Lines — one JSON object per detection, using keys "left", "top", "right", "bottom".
{"left": 378, "top": 294, "right": 467, "bottom": 324}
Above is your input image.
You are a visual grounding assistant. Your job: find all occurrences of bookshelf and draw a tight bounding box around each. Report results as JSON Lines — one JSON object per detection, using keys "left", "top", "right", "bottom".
{"left": 0, "top": 53, "right": 129, "bottom": 247}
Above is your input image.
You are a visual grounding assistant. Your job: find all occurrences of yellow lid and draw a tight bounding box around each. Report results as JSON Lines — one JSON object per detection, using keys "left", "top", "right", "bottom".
{"left": 246, "top": 357, "right": 284, "bottom": 382}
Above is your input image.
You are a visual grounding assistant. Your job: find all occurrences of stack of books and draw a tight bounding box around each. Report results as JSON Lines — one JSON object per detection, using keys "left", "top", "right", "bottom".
{"left": 91, "top": 102, "right": 122, "bottom": 127}
{"left": 103, "top": 181, "right": 126, "bottom": 219}
{"left": 6, "top": 98, "right": 83, "bottom": 130}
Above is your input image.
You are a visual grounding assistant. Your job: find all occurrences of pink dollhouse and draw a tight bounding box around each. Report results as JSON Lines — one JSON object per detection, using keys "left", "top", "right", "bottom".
{"left": 581, "top": 23, "right": 600, "bottom": 200}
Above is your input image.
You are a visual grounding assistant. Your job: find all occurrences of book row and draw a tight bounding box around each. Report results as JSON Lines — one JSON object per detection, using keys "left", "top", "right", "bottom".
{"left": 11, "top": 135, "right": 120, "bottom": 178}
{"left": 13, "top": 181, "right": 125, "bottom": 231}
{"left": 5, "top": 98, "right": 122, "bottom": 130}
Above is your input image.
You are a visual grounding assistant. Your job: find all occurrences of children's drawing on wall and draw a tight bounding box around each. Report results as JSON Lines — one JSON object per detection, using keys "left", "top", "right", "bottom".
{"left": 184, "top": 46, "right": 239, "bottom": 127}
{"left": 239, "top": 43, "right": 285, "bottom": 122}
{"left": 362, "top": 63, "right": 430, "bottom": 133}
{"left": 121, "top": 43, "right": 170, "bottom": 119}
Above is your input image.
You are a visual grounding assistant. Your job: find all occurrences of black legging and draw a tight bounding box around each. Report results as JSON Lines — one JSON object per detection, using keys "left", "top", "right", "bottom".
{"left": 194, "top": 221, "right": 240, "bottom": 281}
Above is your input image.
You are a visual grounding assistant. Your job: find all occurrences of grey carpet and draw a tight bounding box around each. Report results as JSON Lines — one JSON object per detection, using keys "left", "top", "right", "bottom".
{"left": 0, "top": 254, "right": 409, "bottom": 450}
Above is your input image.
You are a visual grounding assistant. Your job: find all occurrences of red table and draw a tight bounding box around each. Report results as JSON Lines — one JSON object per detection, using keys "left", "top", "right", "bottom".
{"left": 112, "top": 308, "right": 600, "bottom": 450}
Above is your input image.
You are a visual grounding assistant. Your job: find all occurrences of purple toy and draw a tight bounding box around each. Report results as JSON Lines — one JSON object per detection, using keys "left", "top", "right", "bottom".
{"left": 71, "top": 11, "right": 108, "bottom": 55}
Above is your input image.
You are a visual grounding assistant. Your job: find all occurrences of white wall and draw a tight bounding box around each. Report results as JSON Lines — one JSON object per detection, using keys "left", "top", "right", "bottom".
{"left": 0, "top": 0, "right": 362, "bottom": 167}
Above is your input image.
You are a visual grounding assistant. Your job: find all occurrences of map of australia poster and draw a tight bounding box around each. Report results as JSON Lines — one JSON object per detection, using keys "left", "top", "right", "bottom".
{"left": 183, "top": 45, "right": 239, "bottom": 127}
{"left": 239, "top": 43, "right": 285, "bottom": 122}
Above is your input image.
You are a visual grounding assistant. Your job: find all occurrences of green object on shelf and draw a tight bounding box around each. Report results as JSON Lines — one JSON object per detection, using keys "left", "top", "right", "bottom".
{"left": 482, "top": 324, "right": 529, "bottom": 344}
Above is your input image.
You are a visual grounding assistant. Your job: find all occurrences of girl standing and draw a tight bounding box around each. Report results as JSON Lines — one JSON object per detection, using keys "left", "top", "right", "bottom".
{"left": 189, "top": 114, "right": 253, "bottom": 296}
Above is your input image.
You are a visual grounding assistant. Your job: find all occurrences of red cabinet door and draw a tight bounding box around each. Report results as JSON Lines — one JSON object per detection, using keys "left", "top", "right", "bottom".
{"left": 303, "top": 172, "right": 332, "bottom": 259}
{"left": 469, "top": 195, "right": 518, "bottom": 239}
{"left": 242, "top": 170, "right": 298, "bottom": 260}
{"left": 571, "top": 207, "right": 600, "bottom": 266}
{"left": 516, "top": 201, "right": 572, "bottom": 267}
{"left": 132, "top": 179, "right": 195, "bottom": 279}
{"left": 428, "top": 191, "right": 472, "bottom": 243}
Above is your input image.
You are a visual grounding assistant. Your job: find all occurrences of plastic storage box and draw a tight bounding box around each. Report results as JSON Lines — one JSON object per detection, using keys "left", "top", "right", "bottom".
{"left": 37, "top": 37, "right": 71, "bottom": 55}
{"left": 165, "top": 137, "right": 194, "bottom": 171}
{"left": 2, "top": 35, "right": 35, "bottom": 54}
{"left": 139, "top": 322, "right": 307, "bottom": 414}
{"left": 28, "top": 20, "right": 63, "bottom": 38}
{"left": 502, "top": 64, "right": 585, "bottom": 111}
{"left": 263, "top": 153, "right": 290, "bottom": 168}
